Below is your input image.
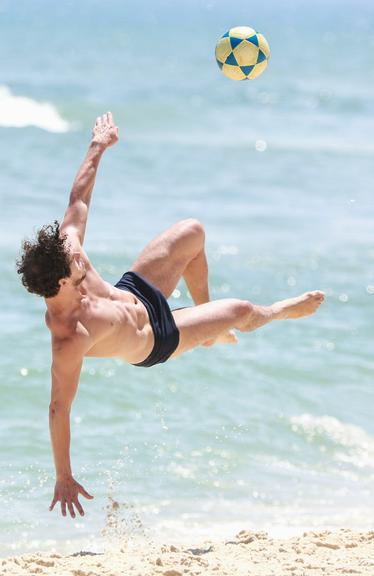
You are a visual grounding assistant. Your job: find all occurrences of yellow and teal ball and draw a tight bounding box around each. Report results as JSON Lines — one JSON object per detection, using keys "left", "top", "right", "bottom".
{"left": 215, "top": 26, "right": 270, "bottom": 81}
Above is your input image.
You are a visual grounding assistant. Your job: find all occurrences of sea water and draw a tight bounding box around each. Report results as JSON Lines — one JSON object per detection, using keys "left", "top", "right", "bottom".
{"left": 1, "top": 0, "right": 373, "bottom": 555}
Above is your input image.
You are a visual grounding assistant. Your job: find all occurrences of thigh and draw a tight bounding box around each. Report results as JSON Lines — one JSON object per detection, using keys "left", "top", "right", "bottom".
{"left": 130, "top": 220, "right": 202, "bottom": 299}
{"left": 171, "top": 299, "right": 250, "bottom": 358}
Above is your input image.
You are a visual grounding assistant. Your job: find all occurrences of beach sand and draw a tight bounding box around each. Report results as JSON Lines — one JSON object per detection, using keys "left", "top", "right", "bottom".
{"left": 1, "top": 528, "right": 373, "bottom": 575}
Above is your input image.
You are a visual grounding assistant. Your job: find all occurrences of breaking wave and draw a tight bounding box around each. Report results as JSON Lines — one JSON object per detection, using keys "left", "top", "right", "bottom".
{"left": 290, "top": 414, "right": 374, "bottom": 470}
{"left": 0, "top": 85, "right": 70, "bottom": 133}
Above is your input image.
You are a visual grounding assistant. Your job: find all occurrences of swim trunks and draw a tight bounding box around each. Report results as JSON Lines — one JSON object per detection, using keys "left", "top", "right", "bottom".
{"left": 114, "top": 271, "right": 180, "bottom": 368}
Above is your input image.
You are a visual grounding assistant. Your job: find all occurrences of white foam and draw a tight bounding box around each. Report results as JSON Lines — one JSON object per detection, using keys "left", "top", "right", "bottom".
{"left": 290, "top": 414, "right": 374, "bottom": 469}
{"left": 0, "top": 85, "right": 70, "bottom": 133}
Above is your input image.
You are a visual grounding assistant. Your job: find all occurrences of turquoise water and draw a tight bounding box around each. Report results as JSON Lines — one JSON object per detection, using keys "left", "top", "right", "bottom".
{"left": 1, "top": 0, "right": 374, "bottom": 555}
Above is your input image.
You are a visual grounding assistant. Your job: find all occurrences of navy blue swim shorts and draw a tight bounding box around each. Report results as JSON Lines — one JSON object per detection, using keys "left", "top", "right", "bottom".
{"left": 114, "top": 271, "right": 180, "bottom": 368}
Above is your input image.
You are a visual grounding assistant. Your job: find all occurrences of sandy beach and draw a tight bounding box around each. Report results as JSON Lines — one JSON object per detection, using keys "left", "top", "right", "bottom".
{"left": 2, "top": 528, "right": 373, "bottom": 576}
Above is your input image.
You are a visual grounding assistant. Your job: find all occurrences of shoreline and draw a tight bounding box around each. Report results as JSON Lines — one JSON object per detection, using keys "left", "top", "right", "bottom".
{"left": 2, "top": 527, "right": 373, "bottom": 576}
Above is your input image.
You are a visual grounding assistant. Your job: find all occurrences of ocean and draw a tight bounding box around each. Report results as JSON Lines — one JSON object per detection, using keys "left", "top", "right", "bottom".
{"left": 1, "top": 0, "right": 373, "bottom": 556}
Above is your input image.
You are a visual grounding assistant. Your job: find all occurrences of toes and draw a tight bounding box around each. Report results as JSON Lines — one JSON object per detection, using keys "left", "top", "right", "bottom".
{"left": 307, "top": 291, "right": 325, "bottom": 301}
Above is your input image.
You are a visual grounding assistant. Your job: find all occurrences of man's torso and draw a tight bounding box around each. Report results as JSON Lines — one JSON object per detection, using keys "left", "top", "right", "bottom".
{"left": 46, "top": 248, "right": 155, "bottom": 364}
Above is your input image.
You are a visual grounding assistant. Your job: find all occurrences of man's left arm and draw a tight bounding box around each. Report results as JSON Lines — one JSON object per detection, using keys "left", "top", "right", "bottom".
{"left": 61, "top": 111, "right": 119, "bottom": 245}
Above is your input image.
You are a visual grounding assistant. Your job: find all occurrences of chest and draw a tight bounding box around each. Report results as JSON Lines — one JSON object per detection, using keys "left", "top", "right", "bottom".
{"left": 80, "top": 295, "right": 136, "bottom": 335}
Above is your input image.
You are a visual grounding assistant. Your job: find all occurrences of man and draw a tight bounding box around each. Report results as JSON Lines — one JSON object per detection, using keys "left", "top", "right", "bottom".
{"left": 16, "top": 112, "right": 325, "bottom": 519}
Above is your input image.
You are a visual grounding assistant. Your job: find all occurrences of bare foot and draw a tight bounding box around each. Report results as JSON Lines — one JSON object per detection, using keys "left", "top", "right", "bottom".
{"left": 202, "top": 329, "right": 238, "bottom": 347}
{"left": 271, "top": 290, "right": 325, "bottom": 320}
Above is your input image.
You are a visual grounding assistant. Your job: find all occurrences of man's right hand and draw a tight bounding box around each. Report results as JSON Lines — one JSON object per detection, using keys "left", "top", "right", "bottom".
{"left": 92, "top": 111, "right": 119, "bottom": 149}
{"left": 49, "top": 476, "right": 94, "bottom": 518}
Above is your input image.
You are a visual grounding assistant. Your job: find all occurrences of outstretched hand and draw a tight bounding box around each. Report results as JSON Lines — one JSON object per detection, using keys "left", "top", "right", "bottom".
{"left": 92, "top": 111, "right": 119, "bottom": 149}
{"left": 49, "top": 477, "right": 94, "bottom": 518}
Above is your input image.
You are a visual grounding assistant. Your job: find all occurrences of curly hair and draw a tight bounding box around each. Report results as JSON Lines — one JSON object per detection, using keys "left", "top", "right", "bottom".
{"left": 16, "top": 220, "right": 72, "bottom": 298}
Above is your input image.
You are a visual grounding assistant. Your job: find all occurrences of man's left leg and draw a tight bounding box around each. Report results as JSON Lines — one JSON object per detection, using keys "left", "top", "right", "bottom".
{"left": 171, "top": 290, "right": 325, "bottom": 359}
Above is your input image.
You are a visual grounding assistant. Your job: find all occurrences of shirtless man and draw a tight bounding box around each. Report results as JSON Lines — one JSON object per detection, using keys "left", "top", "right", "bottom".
{"left": 16, "top": 112, "right": 325, "bottom": 519}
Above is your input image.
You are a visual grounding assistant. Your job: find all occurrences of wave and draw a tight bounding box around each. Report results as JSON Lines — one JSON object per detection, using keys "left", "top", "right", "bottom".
{"left": 290, "top": 414, "right": 374, "bottom": 470}
{"left": 0, "top": 85, "right": 70, "bottom": 133}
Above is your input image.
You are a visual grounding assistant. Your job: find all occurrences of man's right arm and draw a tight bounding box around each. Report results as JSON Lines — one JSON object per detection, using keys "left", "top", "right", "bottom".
{"left": 49, "top": 341, "right": 93, "bottom": 518}
{"left": 60, "top": 112, "right": 119, "bottom": 246}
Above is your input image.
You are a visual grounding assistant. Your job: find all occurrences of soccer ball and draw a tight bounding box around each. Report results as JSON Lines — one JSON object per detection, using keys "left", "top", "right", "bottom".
{"left": 215, "top": 26, "right": 270, "bottom": 81}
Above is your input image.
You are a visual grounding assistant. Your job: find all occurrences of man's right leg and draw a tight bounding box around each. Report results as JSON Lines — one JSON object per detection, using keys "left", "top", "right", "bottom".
{"left": 130, "top": 219, "right": 210, "bottom": 303}
{"left": 179, "top": 232, "right": 240, "bottom": 346}
{"left": 182, "top": 245, "right": 210, "bottom": 305}
{"left": 129, "top": 219, "right": 236, "bottom": 346}
{"left": 171, "top": 291, "right": 325, "bottom": 358}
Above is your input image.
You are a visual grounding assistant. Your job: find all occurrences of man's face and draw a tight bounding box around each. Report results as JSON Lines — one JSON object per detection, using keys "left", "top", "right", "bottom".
{"left": 57, "top": 252, "right": 87, "bottom": 294}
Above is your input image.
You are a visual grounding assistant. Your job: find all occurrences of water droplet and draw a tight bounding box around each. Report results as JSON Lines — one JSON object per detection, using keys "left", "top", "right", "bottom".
{"left": 255, "top": 139, "right": 267, "bottom": 152}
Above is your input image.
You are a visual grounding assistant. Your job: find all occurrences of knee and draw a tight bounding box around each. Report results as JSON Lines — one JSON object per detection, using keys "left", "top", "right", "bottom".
{"left": 179, "top": 218, "right": 205, "bottom": 248}
{"left": 180, "top": 218, "right": 204, "bottom": 237}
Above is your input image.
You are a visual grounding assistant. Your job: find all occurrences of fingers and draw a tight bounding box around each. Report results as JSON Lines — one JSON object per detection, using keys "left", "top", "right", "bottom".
{"left": 62, "top": 499, "right": 80, "bottom": 519}
{"left": 95, "top": 111, "right": 114, "bottom": 126}
{"left": 68, "top": 501, "right": 76, "bottom": 519}
{"left": 78, "top": 484, "right": 94, "bottom": 500}
{"left": 53, "top": 498, "right": 84, "bottom": 518}
{"left": 73, "top": 497, "right": 85, "bottom": 517}
{"left": 104, "top": 111, "right": 114, "bottom": 126}
{"left": 49, "top": 496, "right": 57, "bottom": 512}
